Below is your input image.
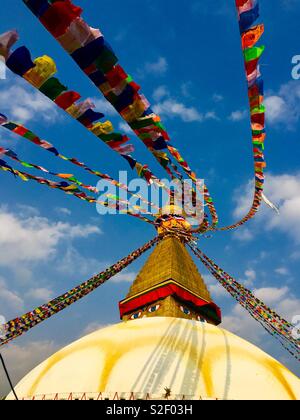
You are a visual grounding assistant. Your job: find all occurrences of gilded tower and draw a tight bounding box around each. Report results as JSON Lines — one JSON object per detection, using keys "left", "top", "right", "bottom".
{"left": 119, "top": 209, "right": 221, "bottom": 325}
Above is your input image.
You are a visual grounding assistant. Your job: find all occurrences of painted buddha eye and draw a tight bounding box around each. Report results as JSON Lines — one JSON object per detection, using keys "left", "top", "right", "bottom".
{"left": 180, "top": 306, "right": 191, "bottom": 315}
{"left": 130, "top": 311, "right": 142, "bottom": 320}
{"left": 197, "top": 315, "right": 207, "bottom": 323}
{"left": 148, "top": 304, "right": 160, "bottom": 313}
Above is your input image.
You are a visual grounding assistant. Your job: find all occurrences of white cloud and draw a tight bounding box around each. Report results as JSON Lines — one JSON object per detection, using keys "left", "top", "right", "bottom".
{"left": 55, "top": 207, "right": 72, "bottom": 216}
{"left": 222, "top": 286, "right": 300, "bottom": 345}
{"left": 180, "top": 82, "right": 193, "bottom": 99}
{"left": 276, "top": 297, "right": 300, "bottom": 322}
{"left": 118, "top": 122, "right": 132, "bottom": 135}
{"left": 56, "top": 246, "right": 103, "bottom": 277}
{"left": 67, "top": 224, "right": 101, "bottom": 239}
{"left": 228, "top": 110, "right": 248, "bottom": 122}
{"left": 212, "top": 93, "right": 224, "bottom": 103}
{"left": 290, "top": 251, "right": 300, "bottom": 260}
{"left": 25, "top": 288, "right": 54, "bottom": 301}
{"left": 245, "top": 270, "right": 256, "bottom": 280}
{"left": 0, "top": 206, "right": 101, "bottom": 266}
{"left": 222, "top": 304, "right": 264, "bottom": 345}
{"left": 151, "top": 84, "right": 218, "bottom": 124}
{"left": 152, "top": 85, "right": 169, "bottom": 102}
{"left": 113, "top": 28, "right": 128, "bottom": 43}
{"left": 16, "top": 204, "right": 40, "bottom": 217}
{"left": 265, "top": 81, "right": 300, "bottom": 129}
{"left": 233, "top": 173, "right": 300, "bottom": 242}
{"left": 92, "top": 97, "right": 118, "bottom": 116}
{"left": 233, "top": 227, "right": 254, "bottom": 242}
{"left": 153, "top": 99, "right": 217, "bottom": 123}
{"left": 253, "top": 286, "right": 290, "bottom": 305}
{"left": 265, "top": 96, "right": 285, "bottom": 122}
{"left": 0, "top": 277, "right": 24, "bottom": 312}
{"left": 0, "top": 79, "right": 59, "bottom": 124}
{"left": 209, "top": 283, "right": 228, "bottom": 298}
{"left": 145, "top": 57, "right": 168, "bottom": 75}
{"left": 0, "top": 340, "right": 59, "bottom": 398}
{"left": 233, "top": 181, "right": 253, "bottom": 220}
{"left": 202, "top": 274, "right": 229, "bottom": 299}
{"left": 275, "top": 267, "right": 290, "bottom": 276}
{"left": 205, "top": 111, "right": 219, "bottom": 121}
{"left": 253, "top": 286, "right": 300, "bottom": 322}
{"left": 110, "top": 271, "right": 137, "bottom": 284}
{"left": 245, "top": 269, "right": 256, "bottom": 282}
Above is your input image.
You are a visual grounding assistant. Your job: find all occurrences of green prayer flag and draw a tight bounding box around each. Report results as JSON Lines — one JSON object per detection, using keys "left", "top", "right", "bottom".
{"left": 251, "top": 105, "right": 266, "bottom": 115}
{"left": 244, "top": 46, "right": 265, "bottom": 62}
{"left": 39, "top": 78, "right": 68, "bottom": 101}
{"left": 24, "top": 131, "right": 37, "bottom": 141}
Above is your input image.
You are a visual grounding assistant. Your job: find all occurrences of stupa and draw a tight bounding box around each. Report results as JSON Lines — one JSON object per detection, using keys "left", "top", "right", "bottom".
{"left": 7, "top": 209, "right": 300, "bottom": 400}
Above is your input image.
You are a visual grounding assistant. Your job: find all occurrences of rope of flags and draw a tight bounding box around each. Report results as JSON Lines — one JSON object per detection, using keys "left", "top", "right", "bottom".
{"left": 215, "top": 0, "right": 266, "bottom": 231}
{"left": 0, "top": 236, "right": 159, "bottom": 347}
{"left": 20, "top": 0, "right": 219, "bottom": 230}
{"left": 1, "top": 33, "right": 205, "bottom": 227}
{"left": 0, "top": 114, "right": 160, "bottom": 212}
{"left": 0, "top": 111, "right": 206, "bottom": 228}
{"left": 0, "top": 31, "right": 161, "bottom": 187}
{"left": 0, "top": 146, "right": 101, "bottom": 195}
{"left": 0, "top": 146, "right": 156, "bottom": 216}
{"left": 189, "top": 245, "right": 300, "bottom": 361}
{"left": 0, "top": 157, "right": 155, "bottom": 224}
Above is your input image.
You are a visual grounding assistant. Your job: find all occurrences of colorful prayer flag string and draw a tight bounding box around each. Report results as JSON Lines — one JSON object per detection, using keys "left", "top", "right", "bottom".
{"left": 0, "top": 145, "right": 156, "bottom": 216}
{"left": 214, "top": 0, "right": 267, "bottom": 231}
{"left": 189, "top": 245, "right": 300, "bottom": 361}
{"left": 0, "top": 113, "right": 160, "bottom": 212}
{"left": 0, "top": 157, "right": 155, "bottom": 224}
{"left": 20, "top": 0, "right": 218, "bottom": 230}
{"left": 0, "top": 33, "right": 162, "bottom": 187}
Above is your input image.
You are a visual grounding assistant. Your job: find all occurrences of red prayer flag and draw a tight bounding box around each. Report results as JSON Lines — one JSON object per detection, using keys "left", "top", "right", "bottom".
{"left": 251, "top": 113, "right": 265, "bottom": 126}
{"left": 106, "top": 65, "right": 128, "bottom": 88}
{"left": 55, "top": 91, "right": 81, "bottom": 109}
{"left": 236, "top": 0, "right": 249, "bottom": 6}
{"left": 40, "top": 0, "right": 83, "bottom": 38}
{"left": 13, "top": 126, "right": 28, "bottom": 136}
{"left": 245, "top": 58, "right": 259, "bottom": 76}
{"left": 84, "top": 63, "right": 98, "bottom": 76}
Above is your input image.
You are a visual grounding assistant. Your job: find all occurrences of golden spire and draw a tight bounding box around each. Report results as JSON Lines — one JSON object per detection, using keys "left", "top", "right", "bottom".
{"left": 127, "top": 236, "right": 211, "bottom": 301}
{"left": 119, "top": 221, "right": 221, "bottom": 325}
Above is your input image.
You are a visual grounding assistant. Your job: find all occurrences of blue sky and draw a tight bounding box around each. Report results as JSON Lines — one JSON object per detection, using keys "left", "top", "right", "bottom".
{"left": 0, "top": 0, "right": 300, "bottom": 396}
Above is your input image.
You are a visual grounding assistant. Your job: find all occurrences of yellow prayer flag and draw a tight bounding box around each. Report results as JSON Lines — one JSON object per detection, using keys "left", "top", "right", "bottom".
{"left": 24, "top": 55, "right": 57, "bottom": 88}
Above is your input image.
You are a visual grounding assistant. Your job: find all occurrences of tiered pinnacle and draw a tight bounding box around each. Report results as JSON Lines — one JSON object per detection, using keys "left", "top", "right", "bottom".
{"left": 119, "top": 212, "right": 221, "bottom": 325}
